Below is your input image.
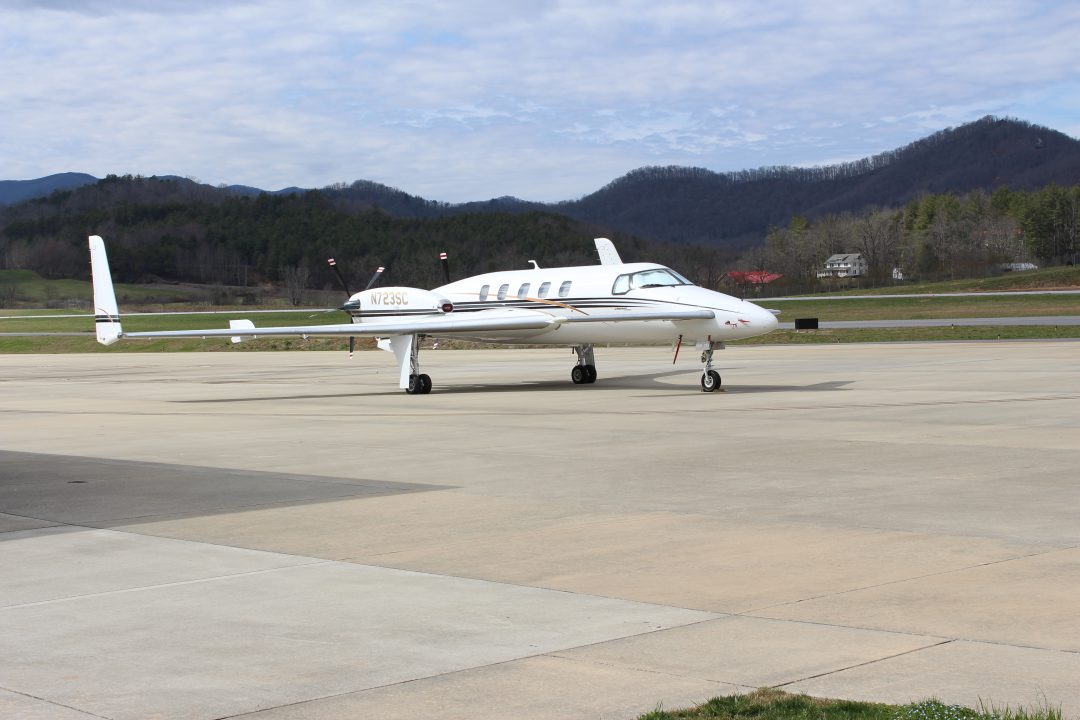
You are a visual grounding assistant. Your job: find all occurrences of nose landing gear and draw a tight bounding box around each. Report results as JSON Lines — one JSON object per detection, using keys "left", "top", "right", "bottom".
{"left": 700, "top": 339, "right": 724, "bottom": 393}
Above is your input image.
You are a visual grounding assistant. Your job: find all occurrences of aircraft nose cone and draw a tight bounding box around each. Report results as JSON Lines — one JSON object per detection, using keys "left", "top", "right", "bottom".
{"left": 746, "top": 301, "right": 778, "bottom": 331}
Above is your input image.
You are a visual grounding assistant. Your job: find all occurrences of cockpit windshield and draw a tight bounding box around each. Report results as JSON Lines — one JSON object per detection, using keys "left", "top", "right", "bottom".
{"left": 612, "top": 268, "right": 694, "bottom": 294}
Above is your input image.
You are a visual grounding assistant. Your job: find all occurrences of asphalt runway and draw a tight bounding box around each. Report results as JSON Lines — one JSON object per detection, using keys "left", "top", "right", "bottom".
{"left": 1, "top": 343, "right": 1078, "bottom": 720}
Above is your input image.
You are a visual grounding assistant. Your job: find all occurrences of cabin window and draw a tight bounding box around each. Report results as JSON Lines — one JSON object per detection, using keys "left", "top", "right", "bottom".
{"left": 538, "top": 281, "right": 551, "bottom": 298}
{"left": 612, "top": 274, "right": 631, "bottom": 295}
{"left": 517, "top": 283, "right": 530, "bottom": 299}
{"left": 558, "top": 280, "right": 572, "bottom": 297}
{"left": 479, "top": 284, "right": 490, "bottom": 301}
{"left": 497, "top": 283, "right": 509, "bottom": 301}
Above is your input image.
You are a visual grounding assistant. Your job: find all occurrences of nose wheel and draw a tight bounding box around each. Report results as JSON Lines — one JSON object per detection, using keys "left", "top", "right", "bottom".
{"left": 571, "top": 344, "right": 597, "bottom": 385}
{"left": 699, "top": 338, "right": 724, "bottom": 393}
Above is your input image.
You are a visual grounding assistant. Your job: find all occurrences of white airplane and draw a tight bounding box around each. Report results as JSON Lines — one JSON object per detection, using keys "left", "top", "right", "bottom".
{"left": 89, "top": 235, "right": 777, "bottom": 393}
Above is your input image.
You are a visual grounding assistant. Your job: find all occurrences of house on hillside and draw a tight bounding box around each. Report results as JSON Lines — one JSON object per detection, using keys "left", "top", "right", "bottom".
{"left": 818, "top": 253, "right": 868, "bottom": 278}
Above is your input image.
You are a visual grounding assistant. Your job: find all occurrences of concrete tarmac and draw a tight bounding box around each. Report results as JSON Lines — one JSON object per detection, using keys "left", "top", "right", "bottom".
{"left": 1, "top": 343, "right": 1078, "bottom": 720}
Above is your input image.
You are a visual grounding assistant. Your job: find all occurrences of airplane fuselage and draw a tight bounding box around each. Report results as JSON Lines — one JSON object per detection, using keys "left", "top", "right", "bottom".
{"left": 345, "top": 262, "right": 777, "bottom": 344}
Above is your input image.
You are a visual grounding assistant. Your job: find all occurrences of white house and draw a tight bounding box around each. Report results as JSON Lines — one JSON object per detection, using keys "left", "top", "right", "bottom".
{"left": 818, "top": 253, "right": 868, "bottom": 278}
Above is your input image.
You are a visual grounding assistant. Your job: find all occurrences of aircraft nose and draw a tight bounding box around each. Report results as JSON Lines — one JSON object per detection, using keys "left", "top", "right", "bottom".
{"left": 747, "top": 301, "right": 779, "bottom": 331}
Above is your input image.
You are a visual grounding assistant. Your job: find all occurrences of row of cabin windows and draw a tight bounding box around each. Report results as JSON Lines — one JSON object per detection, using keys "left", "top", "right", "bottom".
{"left": 479, "top": 280, "right": 572, "bottom": 302}
{"left": 477, "top": 269, "right": 692, "bottom": 302}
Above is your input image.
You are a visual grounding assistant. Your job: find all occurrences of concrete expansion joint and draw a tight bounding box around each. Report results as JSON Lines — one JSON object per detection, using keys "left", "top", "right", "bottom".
{"left": 1, "top": 559, "right": 331, "bottom": 611}
{"left": 737, "top": 613, "right": 956, "bottom": 643}
{"left": 542, "top": 648, "right": 757, "bottom": 690}
{"left": 0, "top": 684, "right": 110, "bottom": 720}
{"left": 770, "top": 639, "right": 957, "bottom": 689}
{"left": 342, "top": 558, "right": 729, "bottom": 619}
{"left": 739, "top": 544, "right": 1076, "bottom": 617}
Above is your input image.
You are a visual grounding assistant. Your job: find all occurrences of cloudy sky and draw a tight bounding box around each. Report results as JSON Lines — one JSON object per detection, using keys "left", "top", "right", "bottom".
{"left": 4, "top": 1, "right": 1079, "bottom": 202}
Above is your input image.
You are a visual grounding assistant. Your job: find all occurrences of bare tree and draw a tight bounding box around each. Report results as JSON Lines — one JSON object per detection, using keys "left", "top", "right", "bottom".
{"left": 857, "top": 211, "right": 902, "bottom": 280}
{"left": 283, "top": 263, "right": 311, "bottom": 306}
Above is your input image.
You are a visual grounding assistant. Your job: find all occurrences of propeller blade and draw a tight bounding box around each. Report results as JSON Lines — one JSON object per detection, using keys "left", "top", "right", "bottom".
{"left": 440, "top": 251, "right": 450, "bottom": 284}
{"left": 348, "top": 336, "right": 356, "bottom": 359}
{"left": 364, "top": 266, "right": 386, "bottom": 291}
{"left": 327, "top": 258, "right": 353, "bottom": 297}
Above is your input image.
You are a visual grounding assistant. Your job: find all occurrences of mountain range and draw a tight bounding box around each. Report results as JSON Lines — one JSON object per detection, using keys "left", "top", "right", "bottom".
{"left": 4, "top": 116, "right": 1079, "bottom": 248}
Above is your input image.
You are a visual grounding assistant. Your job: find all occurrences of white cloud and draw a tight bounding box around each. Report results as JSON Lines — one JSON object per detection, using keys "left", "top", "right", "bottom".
{"left": 1, "top": 0, "right": 1078, "bottom": 201}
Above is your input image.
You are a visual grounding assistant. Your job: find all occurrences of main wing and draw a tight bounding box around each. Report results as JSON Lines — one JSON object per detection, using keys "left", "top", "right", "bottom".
{"left": 123, "top": 308, "right": 561, "bottom": 341}
{"left": 123, "top": 305, "right": 714, "bottom": 342}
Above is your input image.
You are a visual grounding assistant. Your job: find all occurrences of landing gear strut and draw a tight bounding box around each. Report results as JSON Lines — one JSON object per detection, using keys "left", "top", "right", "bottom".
{"left": 405, "top": 334, "right": 432, "bottom": 395}
{"left": 571, "top": 344, "right": 597, "bottom": 385}
{"left": 700, "top": 339, "right": 724, "bottom": 393}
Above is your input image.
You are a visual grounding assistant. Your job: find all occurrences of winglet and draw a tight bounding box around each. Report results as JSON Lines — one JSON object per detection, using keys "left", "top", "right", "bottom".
{"left": 89, "top": 235, "right": 122, "bottom": 345}
{"left": 594, "top": 237, "right": 623, "bottom": 265}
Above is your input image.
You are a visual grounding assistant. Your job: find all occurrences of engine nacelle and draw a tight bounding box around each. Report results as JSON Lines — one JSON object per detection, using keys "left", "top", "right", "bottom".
{"left": 342, "top": 286, "right": 453, "bottom": 320}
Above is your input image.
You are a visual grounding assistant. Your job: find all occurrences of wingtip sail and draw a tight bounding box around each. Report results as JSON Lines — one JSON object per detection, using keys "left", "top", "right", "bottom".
{"left": 88, "top": 235, "right": 122, "bottom": 345}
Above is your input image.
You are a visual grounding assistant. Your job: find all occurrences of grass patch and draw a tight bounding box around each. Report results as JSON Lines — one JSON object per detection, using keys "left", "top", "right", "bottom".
{"left": 638, "top": 689, "right": 1063, "bottom": 720}
{"left": 775, "top": 265, "right": 1080, "bottom": 297}
{"left": 761, "top": 294, "right": 1080, "bottom": 321}
{"left": 0, "top": 269, "right": 202, "bottom": 305}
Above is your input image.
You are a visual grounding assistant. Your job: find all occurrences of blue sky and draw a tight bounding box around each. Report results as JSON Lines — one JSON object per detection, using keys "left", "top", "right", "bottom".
{"left": 4, "top": 1, "right": 1079, "bottom": 202}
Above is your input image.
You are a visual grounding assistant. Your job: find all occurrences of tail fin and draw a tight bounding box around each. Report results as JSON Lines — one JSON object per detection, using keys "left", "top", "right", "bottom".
{"left": 88, "top": 235, "right": 122, "bottom": 345}
{"left": 594, "top": 237, "right": 623, "bottom": 266}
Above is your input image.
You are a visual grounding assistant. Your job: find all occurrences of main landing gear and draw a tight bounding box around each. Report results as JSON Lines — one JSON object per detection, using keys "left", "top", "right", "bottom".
{"left": 404, "top": 334, "right": 432, "bottom": 395}
{"left": 700, "top": 339, "right": 724, "bottom": 393}
{"left": 571, "top": 344, "right": 597, "bottom": 385}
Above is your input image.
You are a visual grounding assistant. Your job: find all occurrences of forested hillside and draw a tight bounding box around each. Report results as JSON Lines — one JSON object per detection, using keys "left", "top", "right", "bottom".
{"left": 561, "top": 117, "right": 1080, "bottom": 246}
{"left": 0, "top": 175, "right": 734, "bottom": 292}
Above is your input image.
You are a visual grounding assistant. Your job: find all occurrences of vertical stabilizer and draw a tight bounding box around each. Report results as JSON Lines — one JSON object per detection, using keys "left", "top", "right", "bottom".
{"left": 88, "top": 235, "right": 122, "bottom": 345}
{"left": 594, "top": 237, "right": 623, "bottom": 265}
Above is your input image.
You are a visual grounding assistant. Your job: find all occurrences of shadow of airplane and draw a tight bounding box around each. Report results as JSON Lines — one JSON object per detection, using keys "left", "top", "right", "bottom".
{"left": 173, "top": 372, "right": 854, "bottom": 402}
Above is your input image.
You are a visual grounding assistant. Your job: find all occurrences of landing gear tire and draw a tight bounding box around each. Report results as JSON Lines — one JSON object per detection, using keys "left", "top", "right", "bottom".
{"left": 701, "top": 370, "right": 721, "bottom": 393}
{"left": 583, "top": 365, "right": 597, "bottom": 384}
{"left": 572, "top": 364, "right": 597, "bottom": 385}
{"left": 406, "top": 374, "right": 433, "bottom": 395}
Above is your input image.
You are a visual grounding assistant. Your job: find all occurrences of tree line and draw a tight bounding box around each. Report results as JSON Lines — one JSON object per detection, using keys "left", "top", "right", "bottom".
{"left": 747, "top": 183, "right": 1080, "bottom": 292}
